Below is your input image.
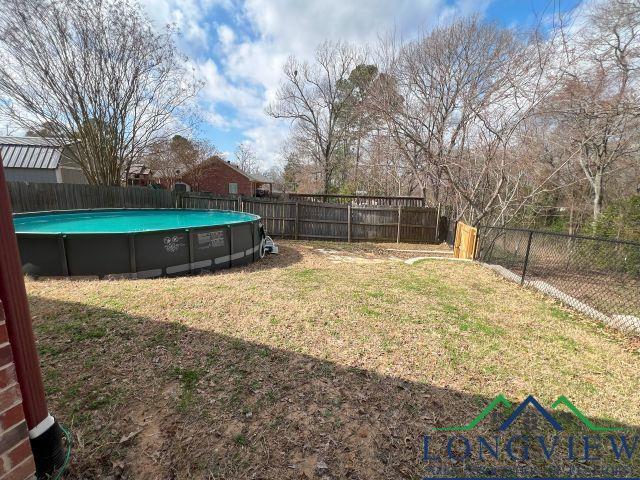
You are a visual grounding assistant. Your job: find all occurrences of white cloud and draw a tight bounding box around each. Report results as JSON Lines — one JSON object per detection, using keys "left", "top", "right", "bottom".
{"left": 201, "top": 109, "right": 229, "bottom": 129}
{"left": 141, "top": 0, "right": 494, "bottom": 167}
{"left": 140, "top": 0, "right": 229, "bottom": 47}
{"left": 244, "top": 118, "right": 288, "bottom": 160}
{"left": 217, "top": 24, "right": 235, "bottom": 47}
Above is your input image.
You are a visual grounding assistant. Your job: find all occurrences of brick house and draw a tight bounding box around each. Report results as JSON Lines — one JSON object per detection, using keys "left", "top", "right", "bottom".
{"left": 180, "top": 156, "right": 272, "bottom": 196}
{"left": 125, "top": 164, "right": 152, "bottom": 187}
{"left": 0, "top": 301, "right": 36, "bottom": 479}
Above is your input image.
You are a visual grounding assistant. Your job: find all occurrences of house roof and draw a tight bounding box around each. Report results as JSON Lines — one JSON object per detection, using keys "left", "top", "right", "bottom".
{"left": 177, "top": 155, "right": 273, "bottom": 186}
{"left": 0, "top": 136, "right": 71, "bottom": 170}
{"left": 217, "top": 158, "right": 272, "bottom": 183}
{"left": 128, "top": 163, "right": 151, "bottom": 175}
{"left": 250, "top": 171, "right": 273, "bottom": 184}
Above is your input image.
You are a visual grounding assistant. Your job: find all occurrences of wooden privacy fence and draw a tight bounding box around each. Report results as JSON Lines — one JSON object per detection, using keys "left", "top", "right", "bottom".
{"left": 181, "top": 194, "right": 442, "bottom": 243}
{"left": 286, "top": 193, "right": 425, "bottom": 207}
{"left": 180, "top": 191, "right": 238, "bottom": 210}
{"left": 453, "top": 222, "right": 478, "bottom": 259}
{"left": 8, "top": 182, "right": 178, "bottom": 212}
{"left": 7, "top": 183, "right": 445, "bottom": 243}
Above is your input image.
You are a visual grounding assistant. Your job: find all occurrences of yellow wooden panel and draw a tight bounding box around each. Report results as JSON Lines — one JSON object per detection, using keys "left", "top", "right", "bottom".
{"left": 453, "top": 222, "right": 477, "bottom": 259}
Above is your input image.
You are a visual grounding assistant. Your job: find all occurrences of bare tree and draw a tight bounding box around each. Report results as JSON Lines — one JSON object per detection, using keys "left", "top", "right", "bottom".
{"left": 146, "top": 135, "right": 218, "bottom": 190}
{"left": 548, "top": 0, "right": 640, "bottom": 220}
{"left": 0, "top": 0, "right": 201, "bottom": 185}
{"left": 261, "top": 163, "right": 285, "bottom": 192}
{"left": 270, "top": 10, "right": 638, "bottom": 232}
{"left": 234, "top": 142, "right": 259, "bottom": 174}
{"left": 372, "top": 17, "right": 567, "bottom": 224}
{"left": 267, "top": 41, "right": 365, "bottom": 193}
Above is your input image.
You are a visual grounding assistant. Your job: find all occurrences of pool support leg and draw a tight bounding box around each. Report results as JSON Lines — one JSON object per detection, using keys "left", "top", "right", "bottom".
{"left": 128, "top": 234, "right": 137, "bottom": 276}
{"left": 228, "top": 224, "right": 233, "bottom": 269}
{"left": 187, "top": 229, "right": 194, "bottom": 274}
{"left": 251, "top": 222, "right": 255, "bottom": 261}
{"left": 0, "top": 164, "right": 66, "bottom": 477}
{"left": 58, "top": 235, "right": 69, "bottom": 276}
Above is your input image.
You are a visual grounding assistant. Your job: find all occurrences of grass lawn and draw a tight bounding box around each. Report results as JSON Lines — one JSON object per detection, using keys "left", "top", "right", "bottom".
{"left": 27, "top": 241, "right": 640, "bottom": 479}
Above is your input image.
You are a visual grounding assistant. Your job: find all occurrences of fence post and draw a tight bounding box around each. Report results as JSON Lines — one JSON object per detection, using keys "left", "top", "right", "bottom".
{"left": 237, "top": 194, "right": 243, "bottom": 212}
{"left": 295, "top": 202, "right": 299, "bottom": 240}
{"left": 435, "top": 202, "right": 441, "bottom": 243}
{"left": 396, "top": 205, "right": 402, "bottom": 243}
{"left": 347, "top": 204, "right": 352, "bottom": 243}
{"left": 453, "top": 222, "right": 460, "bottom": 258}
{"left": 521, "top": 230, "right": 534, "bottom": 285}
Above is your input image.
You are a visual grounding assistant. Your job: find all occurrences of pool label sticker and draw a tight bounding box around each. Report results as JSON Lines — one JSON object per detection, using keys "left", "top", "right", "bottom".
{"left": 163, "top": 234, "right": 186, "bottom": 254}
{"left": 196, "top": 231, "right": 225, "bottom": 249}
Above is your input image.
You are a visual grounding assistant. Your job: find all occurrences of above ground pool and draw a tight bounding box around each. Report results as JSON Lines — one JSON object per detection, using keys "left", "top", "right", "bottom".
{"left": 13, "top": 209, "right": 265, "bottom": 278}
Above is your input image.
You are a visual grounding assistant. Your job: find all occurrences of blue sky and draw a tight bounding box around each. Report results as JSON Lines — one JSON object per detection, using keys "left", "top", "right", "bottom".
{"left": 139, "top": 0, "right": 582, "bottom": 168}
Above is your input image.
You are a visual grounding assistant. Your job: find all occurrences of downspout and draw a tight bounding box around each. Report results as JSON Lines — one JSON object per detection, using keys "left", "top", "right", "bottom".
{"left": 0, "top": 162, "right": 66, "bottom": 477}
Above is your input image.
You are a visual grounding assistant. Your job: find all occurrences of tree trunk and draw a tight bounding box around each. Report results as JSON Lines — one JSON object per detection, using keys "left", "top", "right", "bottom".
{"left": 354, "top": 135, "right": 361, "bottom": 191}
{"left": 568, "top": 201, "right": 575, "bottom": 235}
{"left": 592, "top": 168, "right": 604, "bottom": 220}
{"left": 323, "top": 158, "right": 331, "bottom": 194}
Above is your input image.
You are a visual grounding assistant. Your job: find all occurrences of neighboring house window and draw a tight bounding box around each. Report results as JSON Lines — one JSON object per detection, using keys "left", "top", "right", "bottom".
{"left": 229, "top": 182, "right": 238, "bottom": 194}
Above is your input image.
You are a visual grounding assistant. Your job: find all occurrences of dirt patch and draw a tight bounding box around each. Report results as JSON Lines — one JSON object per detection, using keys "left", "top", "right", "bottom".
{"left": 124, "top": 404, "right": 165, "bottom": 479}
{"left": 314, "top": 247, "right": 392, "bottom": 265}
{"left": 312, "top": 242, "right": 453, "bottom": 264}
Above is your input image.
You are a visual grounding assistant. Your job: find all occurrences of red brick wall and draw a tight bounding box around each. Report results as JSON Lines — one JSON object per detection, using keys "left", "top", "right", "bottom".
{"left": 184, "top": 158, "right": 255, "bottom": 196}
{"left": 0, "top": 301, "right": 35, "bottom": 480}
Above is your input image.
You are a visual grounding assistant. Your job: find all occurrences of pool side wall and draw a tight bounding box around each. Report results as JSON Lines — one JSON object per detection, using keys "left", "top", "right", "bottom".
{"left": 15, "top": 212, "right": 263, "bottom": 278}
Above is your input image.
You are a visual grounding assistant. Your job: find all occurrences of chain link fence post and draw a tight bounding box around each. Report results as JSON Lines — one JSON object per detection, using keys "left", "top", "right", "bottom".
{"left": 521, "top": 230, "right": 534, "bottom": 285}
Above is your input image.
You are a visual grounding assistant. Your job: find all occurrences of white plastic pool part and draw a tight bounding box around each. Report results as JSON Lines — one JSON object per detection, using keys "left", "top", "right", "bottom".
{"left": 263, "top": 235, "right": 278, "bottom": 255}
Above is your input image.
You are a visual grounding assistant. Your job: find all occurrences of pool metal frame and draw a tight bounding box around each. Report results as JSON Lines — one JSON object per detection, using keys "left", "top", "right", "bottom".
{"left": 14, "top": 208, "right": 265, "bottom": 278}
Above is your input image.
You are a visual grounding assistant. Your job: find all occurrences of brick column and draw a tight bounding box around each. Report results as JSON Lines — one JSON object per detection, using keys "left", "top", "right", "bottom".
{"left": 0, "top": 161, "right": 64, "bottom": 478}
{"left": 0, "top": 302, "right": 35, "bottom": 480}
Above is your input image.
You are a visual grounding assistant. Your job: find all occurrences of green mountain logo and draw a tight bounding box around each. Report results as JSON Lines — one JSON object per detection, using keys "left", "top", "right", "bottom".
{"left": 435, "top": 394, "right": 623, "bottom": 432}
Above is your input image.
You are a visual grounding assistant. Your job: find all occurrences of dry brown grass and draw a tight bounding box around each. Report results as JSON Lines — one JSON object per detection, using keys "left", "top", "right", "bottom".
{"left": 26, "top": 241, "right": 640, "bottom": 479}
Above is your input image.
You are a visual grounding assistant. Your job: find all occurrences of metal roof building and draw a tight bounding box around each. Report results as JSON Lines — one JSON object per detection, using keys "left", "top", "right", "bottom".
{"left": 0, "top": 136, "right": 66, "bottom": 169}
{"left": 0, "top": 137, "right": 87, "bottom": 184}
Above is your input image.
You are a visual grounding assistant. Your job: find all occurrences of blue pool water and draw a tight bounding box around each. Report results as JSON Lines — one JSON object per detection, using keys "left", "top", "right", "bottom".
{"left": 13, "top": 209, "right": 259, "bottom": 234}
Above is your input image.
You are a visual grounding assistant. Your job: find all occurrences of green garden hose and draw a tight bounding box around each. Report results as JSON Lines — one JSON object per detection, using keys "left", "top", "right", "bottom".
{"left": 51, "top": 424, "right": 72, "bottom": 480}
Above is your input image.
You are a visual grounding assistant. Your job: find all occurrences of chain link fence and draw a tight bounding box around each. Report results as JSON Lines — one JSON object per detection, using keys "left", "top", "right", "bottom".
{"left": 476, "top": 226, "right": 640, "bottom": 332}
